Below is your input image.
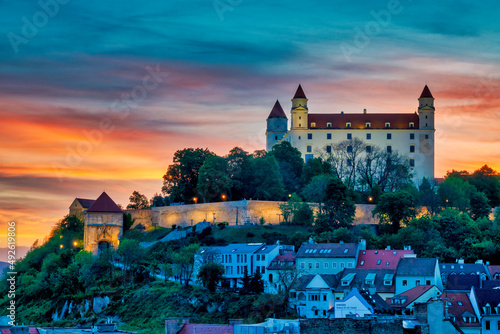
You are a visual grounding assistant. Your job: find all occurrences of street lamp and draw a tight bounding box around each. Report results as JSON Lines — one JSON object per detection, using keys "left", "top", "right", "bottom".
{"left": 221, "top": 194, "right": 227, "bottom": 201}
{"left": 60, "top": 244, "right": 63, "bottom": 249}
{"left": 368, "top": 196, "right": 373, "bottom": 202}
{"left": 193, "top": 197, "right": 198, "bottom": 204}
{"left": 73, "top": 241, "right": 78, "bottom": 247}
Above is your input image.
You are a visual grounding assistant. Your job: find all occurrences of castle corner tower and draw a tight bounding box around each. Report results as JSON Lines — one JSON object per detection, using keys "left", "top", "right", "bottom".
{"left": 266, "top": 100, "right": 288, "bottom": 151}
{"left": 291, "top": 84, "right": 309, "bottom": 130}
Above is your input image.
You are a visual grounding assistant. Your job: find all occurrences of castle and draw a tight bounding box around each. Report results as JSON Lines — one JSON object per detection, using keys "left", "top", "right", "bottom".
{"left": 266, "top": 85, "right": 435, "bottom": 183}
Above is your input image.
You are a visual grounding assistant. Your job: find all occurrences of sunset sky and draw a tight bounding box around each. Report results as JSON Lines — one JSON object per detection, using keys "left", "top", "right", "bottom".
{"left": 1, "top": 0, "right": 500, "bottom": 250}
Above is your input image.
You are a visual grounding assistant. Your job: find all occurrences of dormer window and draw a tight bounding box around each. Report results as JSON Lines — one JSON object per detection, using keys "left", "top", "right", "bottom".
{"left": 346, "top": 122, "right": 351, "bottom": 128}
{"left": 409, "top": 122, "right": 414, "bottom": 128}
{"left": 327, "top": 122, "right": 332, "bottom": 128}
{"left": 385, "top": 122, "right": 390, "bottom": 128}
{"left": 311, "top": 122, "right": 316, "bottom": 128}
{"left": 365, "top": 122, "right": 371, "bottom": 128}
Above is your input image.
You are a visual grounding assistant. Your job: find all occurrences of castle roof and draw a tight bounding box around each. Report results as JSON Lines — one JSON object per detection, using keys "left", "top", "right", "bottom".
{"left": 86, "top": 192, "right": 122, "bottom": 213}
{"left": 74, "top": 198, "right": 96, "bottom": 208}
{"left": 308, "top": 112, "right": 419, "bottom": 129}
{"left": 267, "top": 100, "right": 287, "bottom": 119}
{"left": 293, "top": 84, "right": 307, "bottom": 99}
{"left": 420, "top": 85, "right": 433, "bottom": 98}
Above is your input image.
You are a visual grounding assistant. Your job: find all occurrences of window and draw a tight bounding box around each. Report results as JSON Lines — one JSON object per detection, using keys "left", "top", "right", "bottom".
{"left": 409, "top": 122, "right": 414, "bottom": 128}
{"left": 307, "top": 145, "right": 312, "bottom": 153}
{"left": 416, "top": 280, "right": 420, "bottom": 286}
{"left": 366, "top": 146, "right": 372, "bottom": 153}
{"left": 261, "top": 255, "right": 265, "bottom": 261}
{"left": 403, "top": 280, "right": 408, "bottom": 286}
{"left": 385, "top": 122, "right": 390, "bottom": 128}
{"left": 410, "top": 133, "right": 415, "bottom": 140}
{"left": 360, "top": 260, "right": 365, "bottom": 266}
{"left": 311, "top": 122, "right": 316, "bottom": 128}
{"left": 323, "top": 310, "right": 326, "bottom": 316}
{"left": 314, "top": 310, "right": 318, "bottom": 316}
{"left": 269, "top": 274, "right": 273, "bottom": 283}
{"left": 299, "top": 116, "right": 301, "bottom": 119}
{"left": 256, "top": 255, "right": 260, "bottom": 261}
{"left": 366, "top": 133, "right": 371, "bottom": 140}
{"left": 332, "top": 263, "right": 337, "bottom": 268}
{"left": 308, "top": 263, "right": 312, "bottom": 269}
{"left": 425, "top": 134, "right": 429, "bottom": 139}
{"left": 347, "top": 133, "right": 352, "bottom": 140}
{"left": 497, "top": 320, "right": 500, "bottom": 330}
{"left": 300, "top": 263, "right": 305, "bottom": 269}
{"left": 299, "top": 124, "right": 301, "bottom": 127}
{"left": 237, "top": 266, "right": 240, "bottom": 274}
{"left": 486, "top": 320, "right": 490, "bottom": 330}
{"left": 347, "top": 263, "right": 353, "bottom": 268}
{"left": 324, "top": 263, "right": 329, "bottom": 268}
{"left": 347, "top": 145, "right": 353, "bottom": 153}
{"left": 298, "top": 136, "right": 301, "bottom": 140}
{"left": 261, "top": 266, "right": 265, "bottom": 274}
{"left": 410, "top": 159, "right": 415, "bottom": 167}
{"left": 327, "top": 122, "right": 332, "bottom": 128}
{"left": 245, "top": 254, "right": 247, "bottom": 262}
{"left": 340, "top": 263, "right": 345, "bottom": 268}
{"left": 316, "top": 262, "right": 320, "bottom": 269}
{"left": 377, "top": 259, "right": 381, "bottom": 265}
{"left": 410, "top": 145, "right": 415, "bottom": 153}
{"left": 275, "top": 135, "right": 278, "bottom": 140}
{"left": 326, "top": 145, "right": 332, "bottom": 153}
{"left": 387, "top": 133, "right": 392, "bottom": 140}
{"left": 346, "top": 122, "right": 351, "bottom": 128}
{"left": 366, "top": 122, "right": 371, "bottom": 128}
{"left": 308, "top": 133, "right": 312, "bottom": 140}
{"left": 327, "top": 133, "right": 332, "bottom": 140}
{"left": 237, "top": 254, "right": 240, "bottom": 263}
{"left": 387, "top": 146, "right": 392, "bottom": 153}
{"left": 426, "top": 280, "right": 431, "bottom": 285}
{"left": 347, "top": 159, "right": 352, "bottom": 167}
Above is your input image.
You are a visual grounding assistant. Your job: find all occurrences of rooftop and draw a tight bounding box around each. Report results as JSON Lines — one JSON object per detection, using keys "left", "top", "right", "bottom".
{"left": 86, "top": 192, "right": 122, "bottom": 213}
{"left": 357, "top": 249, "right": 414, "bottom": 270}
{"left": 396, "top": 258, "right": 437, "bottom": 276}
{"left": 296, "top": 243, "right": 358, "bottom": 258}
{"left": 308, "top": 113, "right": 419, "bottom": 130}
{"left": 390, "top": 285, "right": 435, "bottom": 309}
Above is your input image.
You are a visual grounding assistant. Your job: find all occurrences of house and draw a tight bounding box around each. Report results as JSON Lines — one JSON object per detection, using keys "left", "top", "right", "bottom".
{"left": 389, "top": 285, "right": 441, "bottom": 315}
{"left": 265, "top": 251, "right": 296, "bottom": 294}
{"left": 395, "top": 257, "right": 443, "bottom": 294}
{"left": 334, "top": 288, "right": 394, "bottom": 318}
{"left": 69, "top": 197, "right": 96, "bottom": 216}
{"left": 289, "top": 274, "right": 340, "bottom": 318}
{"left": 445, "top": 275, "right": 482, "bottom": 292}
{"left": 194, "top": 243, "right": 293, "bottom": 288}
{"left": 335, "top": 268, "right": 397, "bottom": 300}
{"left": 440, "top": 260, "right": 490, "bottom": 289}
{"left": 439, "top": 292, "right": 480, "bottom": 334}
{"left": 488, "top": 265, "right": 500, "bottom": 280}
{"left": 296, "top": 240, "right": 365, "bottom": 275}
{"left": 266, "top": 85, "right": 436, "bottom": 184}
{"left": 356, "top": 248, "right": 413, "bottom": 270}
{"left": 470, "top": 287, "right": 500, "bottom": 334}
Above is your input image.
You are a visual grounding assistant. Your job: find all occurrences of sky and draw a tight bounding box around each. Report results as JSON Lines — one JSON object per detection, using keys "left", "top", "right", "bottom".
{"left": 1, "top": 0, "right": 500, "bottom": 250}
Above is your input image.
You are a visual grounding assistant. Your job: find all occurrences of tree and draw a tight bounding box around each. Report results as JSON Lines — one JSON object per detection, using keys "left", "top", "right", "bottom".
{"left": 249, "top": 271, "right": 264, "bottom": 294}
{"left": 252, "top": 155, "right": 285, "bottom": 200}
{"left": 173, "top": 243, "right": 200, "bottom": 287}
{"left": 117, "top": 239, "right": 144, "bottom": 285}
{"left": 151, "top": 193, "right": 168, "bottom": 207}
{"left": 418, "top": 177, "right": 439, "bottom": 214}
{"left": 323, "top": 138, "right": 365, "bottom": 190}
{"left": 270, "top": 141, "right": 304, "bottom": 195}
{"left": 123, "top": 212, "right": 135, "bottom": 231}
{"left": 301, "top": 174, "right": 333, "bottom": 213}
{"left": 301, "top": 157, "right": 331, "bottom": 185}
{"left": 373, "top": 190, "right": 416, "bottom": 234}
{"left": 322, "top": 177, "right": 356, "bottom": 229}
{"left": 162, "top": 148, "right": 214, "bottom": 203}
{"left": 227, "top": 147, "right": 256, "bottom": 200}
{"left": 470, "top": 191, "right": 491, "bottom": 220}
{"left": 197, "top": 155, "right": 233, "bottom": 202}
{"left": 127, "top": 191, "right": 149, "bottom": 209}
{"left": 197, "top": 262, "right": 225, "bottom": 292}
{"left": 469, "top": 165, "right": 500, "bottom": 207}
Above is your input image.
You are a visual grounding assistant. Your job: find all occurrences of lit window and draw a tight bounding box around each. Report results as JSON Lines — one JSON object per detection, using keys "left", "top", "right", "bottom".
{"left": 327, "top": 122, "right": 332, "bottom": 128}
{"left": 366, "top": 122, "right": 371, "bottom": 128}
{"left": 307, "top": 145, "right": 312, "bottom": 153}
{"left": 366, "top": 133, "right": 371, "bottom": 140}
{"left": 346, "top": 122, "right": 351, "bottom": 128}
{"left": 387, "top": 133, "right": 392, "bottom": 140}
{"left": 409, "top": 122, "right": 414, "bottom": 128}
{"left": 311, "top": 122, "right": 316, "bottom": 128}
{"left": 385, "top": 122, "right": 390, "bottom": 128}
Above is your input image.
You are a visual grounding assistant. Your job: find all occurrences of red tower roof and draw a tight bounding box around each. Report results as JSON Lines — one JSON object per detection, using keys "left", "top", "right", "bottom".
{"left": 419, "top": 85, "right": 433, "bottom": 98}
{"left": 87, "top": 192, "right": 122, "bottom": 213}
{"left": 267, "top": 100, "right": 287, "bottom": 119}
{"left": 293, "top": 84, "right": 307, "bottom": 99}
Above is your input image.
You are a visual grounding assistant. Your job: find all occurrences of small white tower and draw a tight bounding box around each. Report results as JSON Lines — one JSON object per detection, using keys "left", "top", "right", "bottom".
{"left": 266, "top": 100, "right": 288, "bottom": 151}
{"left": 418, "top": 85, "right": 435, "bottom": 130}
{"left": 291, "top": 84, "right": 308, "bottom": 130}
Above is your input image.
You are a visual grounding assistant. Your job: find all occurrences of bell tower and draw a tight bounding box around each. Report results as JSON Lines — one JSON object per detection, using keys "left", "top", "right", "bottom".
{"left": 291, "top": 84, "right": 308, "bottom": 130}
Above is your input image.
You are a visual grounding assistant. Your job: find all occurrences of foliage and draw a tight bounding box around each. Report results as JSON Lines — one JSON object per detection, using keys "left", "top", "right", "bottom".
{"left": 127, "top": 190, "right": 150, "bottom": 209}
{"left": 373, "top": 190, "right": 416, "bottom": 234}
{"left": 270, "top": 141, "right": 304, "bottom": 195}
{"left": 173, "top": 243, "right": 200, "bottom": 287}
{"left": 301, "top": 174, "right": 333, "bottom": 211}
{"left": 321, "top": 177, "right": 356, "bottom": 231}
{"left": 197, "top": 155, "right": 233, "bottom": 202}
{"left": 227, "top": 147, "right": 256, "bottom": 200}
{"left": 123, "top": 212, "right": 135, "bottom": 231}
{"left": 279, "top": 193, "right": 313, "bottom": 225}
{"left": 252, "top": 155, "right": 285, "bottom": 200}
{"left": 197, "top": 262, "right": 225, "bottom": 292}
{"left": 301, "top": 157, "right": 331, "bottom": 185}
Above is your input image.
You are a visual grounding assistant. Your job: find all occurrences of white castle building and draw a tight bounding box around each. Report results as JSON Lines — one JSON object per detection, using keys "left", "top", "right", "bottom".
{"left": 266, "top": 85, "right": 435, "bottom": 183}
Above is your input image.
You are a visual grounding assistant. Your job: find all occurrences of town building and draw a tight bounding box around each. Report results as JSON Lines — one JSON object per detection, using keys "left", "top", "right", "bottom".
{"left": 395, "top": 257, "right": 443, "bottom": 294}
{"left": 356, "top": 248, "right": 414, "bottom": 270}
{"left": 265, "top": 84, "right": 436, "bottom": 184}
{"left": 470, "top": 287, "right": 500, "bottom": 334}
{"left": 334, "top": 288, "right": 393, "bottom": 318}
{"left": 335, "top": 268, "right": 397, "bottom": 300}
{"left": 439, "top": 292, "right": 481, "bottom": 334}
{"left": 289, "top": 274, "right": 340, "bottom": 318}
{"left": 389, "top": 285, "right": 442, "bottom": 315}
{"left": 69, "top": 197, "right": 96, "bottom": 216}
{"left": 265, "top": 251, "right": 296, "bottom": 294}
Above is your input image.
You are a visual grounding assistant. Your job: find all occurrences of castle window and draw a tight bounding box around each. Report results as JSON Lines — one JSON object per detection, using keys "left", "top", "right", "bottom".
{"left": 410, "top": 145, "right": 415, "bottom": 153}
{"left": 366, "top": 146, "right": 372, "bottom": 153}
{"left": 347, "top": 145, "right": 353, "bottom": 153}
{"left": 387, "top": 146, "right": 392, "bottom": 153}
{"left": 326, "top": 145, "right": 332, "bottom": 153}
{"left": 425, "top": 115, "right": 428, "bottom": 119}
{"left": 307, "top": 145, "right": 312, "bottom": 153}
{"left": 366, "top": 133, "right": 371, "bottom": 140}
{"left": 410, "top": 133, "right": 415, "bottom": 140}
{"left": 327, "top": 122, "right": 332, "bottom": 128}
{"left": 327, "top": 133, "right": 332, "bottom": 140}
{"left": 347, "top": 133, "right": 352, "bottom": 140}
{"left": 311, "top": 122, "right": 316, "bottom": 128}
{"left": 385, "top": 122, "right": 390, "bottom": 128}
{"left": 425, "top": 135, "right": 429, "bottom": 139}
{"left": 308, "top": 133, "right": 312, "bottom": 140}
{"left": 387, "top": 133, "right": 392, "bottom": 140}
{"left": 275, "top": 136, "right": 278, "bottom": 140}
{"left": 299, "top": 116, "right": 301, "bottom": 120}
{"left": 347, "top": 159, "right": 352, "bottom": 167}
{"left": 346, "top": 122, "right": 351, "bottom": 128}
{"left": 409, "top": 122, "right": 414, "bottom": 128}
{"left": 366, "top": 122, "right": 371, "bottom": 128}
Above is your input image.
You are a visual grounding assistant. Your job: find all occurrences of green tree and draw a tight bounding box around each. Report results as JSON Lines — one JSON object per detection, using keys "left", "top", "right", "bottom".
{"left": 373, "top": 190, "right": 416, "bottom": 234}
{"left": 418, "top": 177, "right": 439, "bottom": 214}
{"left": 197, "top": 262, "right": 225, "bottom": 292}
{"left": 127, "top": 191, "right": 149, "bottom": 209}
{"left": 197, "top": 155, "right": 233, "bottom": 202}
{"left": 468, "top": 165, "right": 500, "bottom": 207}
{"left": 227, "top": 147, "right": 256, "bottom": 200}
{"left": 470, "top": 191, "right": 491, "bottom": 220}
{"left": 253, "top": 155, "right": 285, "bottom": 200}
{"left": 270, "top": 141, "right": 304, "bottom": 195}
{"left": 438, "top": 176, "right": 474, "bottom": 211}
{"left": 301, "top": 157, "right": 331, "bottom": 185}
{"left": 173, "top": 243, "right": 200, "bottom": 287}
{"left": 249, "top": 271, "right": 264, "bottom": 294}
{"left": 322, "top": 177, "right": 356, "bottom": 229}
{"left": 123, "top": 212, "right": 135, "bottom": 231}
{"left": 162, "top": 148, "right": 214, "bottom": 203}
{"left": 117, "top": 239, "right": 144, "bottom": 285}
{"left": 301, "top": 174, "right": 333, "bottom": 213}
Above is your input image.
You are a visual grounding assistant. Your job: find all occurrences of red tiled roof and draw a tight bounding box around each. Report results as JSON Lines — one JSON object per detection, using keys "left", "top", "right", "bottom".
{"left": 390, "top": 285, "right": 434, "bottom": 308}
{"left": 420, "top": 85, "right": 433, "bottom": 98}
{"left": 488, "top": 265, "right": 500, "bottom": 278}
{"left": 86, "top": 192, "right": 122, "bottom": 213}
{"left": 293, "top": 84, "right": 307, "bottom": 99}
{"left": 357, "top": 250, "right": 414, "bottom": 270}
{"left": 28, "top": 329, "right": 40, "bottom": 334}
{"left": 308, "top": 113, "right": 419, "bottom": 129}
{"left": 1, "top": 329, "right": 12, "bottom": 334}
{"left": 179, "top": 324, "right": 233, "bottom": 334}
{"left": 268, "top": 252, "right": 296, "bottom": 270}
{"left": 267, "top": 100, "right": 287, "bottom": 119}
{"left": 439, "top": 292, "right": 479, "bottom": 328}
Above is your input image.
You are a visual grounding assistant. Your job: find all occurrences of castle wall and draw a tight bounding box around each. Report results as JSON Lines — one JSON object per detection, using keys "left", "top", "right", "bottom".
{"left": 127, "top": 201, "right": 379, "bottom": 229}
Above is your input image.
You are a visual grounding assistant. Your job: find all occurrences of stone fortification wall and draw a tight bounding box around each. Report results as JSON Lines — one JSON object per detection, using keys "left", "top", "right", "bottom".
{"left": 300, "top": 318, "right": 403, "bottom": 334}
{"left": 128, "top": 201, "right": 379, "bottom": 229}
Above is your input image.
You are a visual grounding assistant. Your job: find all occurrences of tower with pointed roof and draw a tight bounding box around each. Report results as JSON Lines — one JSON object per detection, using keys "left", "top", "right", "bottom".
{"left": 291, "top": 84, "right": 308, "bottom": 131}
{"left": 266, "top": 100, "right": 288, "bottom": 151}
{"left": 84, "top": 191, "right": 123, "bottom": 255}
{"left": 418, "top": 85, "right": 435, "bottom": 130}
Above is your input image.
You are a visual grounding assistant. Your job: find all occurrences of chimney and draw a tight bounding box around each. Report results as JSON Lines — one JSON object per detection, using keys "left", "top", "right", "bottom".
{"left": 404, "top": 245, "right": 412, "bottom": 251}
{"left": 363, "top": 108, "right": 367, "bottom": 114}
{"left": 476, "top": 260, "right": 484, "bottom": 264}
{"left": 385, "top": 246, "right": 391, "bottom": 250}
{"left": 457, "top": 259, "right": 464, "bottom": 264}
{"left": 404, "top": 254, "right": 417, "bottom": 258}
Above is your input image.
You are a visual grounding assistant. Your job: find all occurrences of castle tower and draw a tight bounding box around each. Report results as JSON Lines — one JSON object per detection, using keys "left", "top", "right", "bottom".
{"left": 418, "top": 85, "right": 435, "bottom": 130}
{"left": 291, "top": 84, "right": 308, "bottom": 130}
{"left": 266, "top": 100, "right": 288, "bottom": 151}
{"left": 84, "top": 192, "right": 123, "bottom": 255}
